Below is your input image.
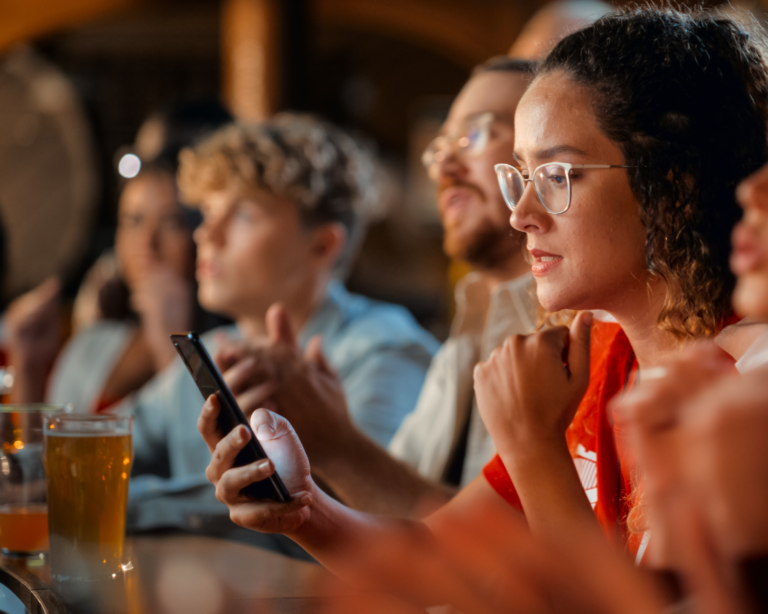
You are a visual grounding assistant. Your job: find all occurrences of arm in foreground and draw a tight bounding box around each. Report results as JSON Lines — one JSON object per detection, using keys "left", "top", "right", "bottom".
{"left": 199, "top": 394, "right": 669, "bottom": 614}
{"left": 198, "top": 393, "right": 501, "bottom": 604}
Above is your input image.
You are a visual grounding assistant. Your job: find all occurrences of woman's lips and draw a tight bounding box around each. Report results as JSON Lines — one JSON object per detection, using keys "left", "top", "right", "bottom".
{"left": 731, "top": 223, "right": 765, "bottom": 275}
{"left": 529, "top": 248, "right": 563, "bottom": 277}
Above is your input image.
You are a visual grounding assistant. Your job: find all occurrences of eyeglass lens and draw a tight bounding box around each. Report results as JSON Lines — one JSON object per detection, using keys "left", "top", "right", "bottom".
{"left": 422, "top": 116, "right": 490, "bottom": 173}
{"left": 497, "top": 164, "right": 571, "bottom": 214}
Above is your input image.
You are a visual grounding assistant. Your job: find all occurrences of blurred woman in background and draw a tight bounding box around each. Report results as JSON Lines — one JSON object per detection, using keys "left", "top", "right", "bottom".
{"left": 6, "top": 153, "right": 213, "bottom": 411}
{"left": 5, "top": 100, "right": 232, "bottom": 410}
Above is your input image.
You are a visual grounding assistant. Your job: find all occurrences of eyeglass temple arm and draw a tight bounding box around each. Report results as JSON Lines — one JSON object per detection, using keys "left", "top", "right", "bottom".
{"left": 571, "top": 164, "right": 634, "bottom": 169}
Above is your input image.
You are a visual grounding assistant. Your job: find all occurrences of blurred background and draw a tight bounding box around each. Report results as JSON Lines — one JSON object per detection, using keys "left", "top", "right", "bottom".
{"left": 1, "top": 0, "right": 766, "bottom": 340}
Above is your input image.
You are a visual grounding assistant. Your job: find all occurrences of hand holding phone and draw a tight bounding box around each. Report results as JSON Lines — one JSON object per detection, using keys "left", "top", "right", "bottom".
{"left": 171, "top": 332, "right": 290, "bottom": 502}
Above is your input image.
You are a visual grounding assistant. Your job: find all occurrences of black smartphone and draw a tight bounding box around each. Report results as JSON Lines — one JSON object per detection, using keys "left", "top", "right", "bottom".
{"left": 171, "top": 332, "right": 290, "bottom": 503}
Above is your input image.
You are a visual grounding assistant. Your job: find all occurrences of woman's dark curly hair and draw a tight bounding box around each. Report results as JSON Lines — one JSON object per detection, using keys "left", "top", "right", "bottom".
{"left": 539, "top": 6, "right": 768, "bottom": 338}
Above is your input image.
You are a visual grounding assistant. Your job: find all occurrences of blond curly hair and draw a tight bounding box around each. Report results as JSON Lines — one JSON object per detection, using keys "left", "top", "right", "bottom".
{"left": 178, "top": 113, "right": 382, "bottom": 277}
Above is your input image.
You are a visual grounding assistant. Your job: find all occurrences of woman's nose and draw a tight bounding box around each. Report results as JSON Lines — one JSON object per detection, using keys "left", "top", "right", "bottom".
{"left": 509, "top": 183, "right": 551, "bottom": 235}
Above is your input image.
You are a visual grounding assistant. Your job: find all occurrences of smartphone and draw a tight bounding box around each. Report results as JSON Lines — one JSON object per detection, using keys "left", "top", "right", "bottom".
{"left": 171, "top": 332, "right": 290, "bottom": 503}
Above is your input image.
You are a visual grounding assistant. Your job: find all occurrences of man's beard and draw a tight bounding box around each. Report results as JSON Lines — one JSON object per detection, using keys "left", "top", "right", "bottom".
{"left": 438, "top": 178, "right": 524, "bottom": 270}
{"left": 443, "top": 218, "right": 524, "bottom": 270}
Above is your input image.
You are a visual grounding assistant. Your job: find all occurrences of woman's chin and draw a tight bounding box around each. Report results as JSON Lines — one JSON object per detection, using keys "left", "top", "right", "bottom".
{"left": 536, "top": 288, "right": 575, "bottom": 315}
{"left": 733, "top": 277, "right": 768, "bottom": 320}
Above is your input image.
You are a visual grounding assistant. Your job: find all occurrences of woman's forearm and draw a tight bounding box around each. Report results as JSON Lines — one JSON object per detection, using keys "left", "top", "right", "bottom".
{"left": 287, "top": 481, "right": 425, "bottom": 571}
{"left": 499, "top": 438, "right": 602, "bottom": 543}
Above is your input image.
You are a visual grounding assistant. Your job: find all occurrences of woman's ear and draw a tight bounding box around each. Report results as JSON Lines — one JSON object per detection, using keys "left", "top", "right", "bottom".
{"left": 310, "top": 222, "right": 347, "bottom": 270}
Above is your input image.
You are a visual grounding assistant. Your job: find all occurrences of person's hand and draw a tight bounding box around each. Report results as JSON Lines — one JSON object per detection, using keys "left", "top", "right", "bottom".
{"left": 198, "top": 395, "right": 315, "bottom": 534}
{"left": 130, "top": 266, "right": 193, "bottom": 369}
{"left": 474, "top": 311, "right": 593, "bottom": 456}
{"left": 679, "top": 366, "right": 768, "bottom": 561}
{"left": 214, "top": 304, "right": 355, "bottom": 468}
{"left": 4, "top": 277, "right": 62, "bottom": 402}
{"left": 613, "top": 342, "right": 734, "bottom": 570}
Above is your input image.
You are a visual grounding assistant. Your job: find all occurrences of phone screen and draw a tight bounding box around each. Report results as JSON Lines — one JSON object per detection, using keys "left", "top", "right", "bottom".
{"left": 175, "top": 338, "right": 219, "bottom": 401}
{"left": 171, "top": 332, "right": 290, "bottom": 502}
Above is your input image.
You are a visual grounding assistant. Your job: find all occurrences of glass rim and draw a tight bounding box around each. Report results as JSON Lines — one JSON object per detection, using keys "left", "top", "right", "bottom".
{"left": 0, "top": 403, "right": 71, "bottom": 414}
{"left": 44, "top": 413, "right": 131, "bottom": 423}
{"left": 43, "top": 413, "right": 133, "bottom": 436}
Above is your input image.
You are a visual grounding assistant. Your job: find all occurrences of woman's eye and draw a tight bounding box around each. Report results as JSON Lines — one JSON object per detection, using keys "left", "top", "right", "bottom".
{"left": 545, "top": 173, "right": 567, "bottom": 185}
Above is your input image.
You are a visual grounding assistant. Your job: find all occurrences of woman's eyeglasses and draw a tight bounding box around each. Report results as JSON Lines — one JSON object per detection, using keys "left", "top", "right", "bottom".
{"left": 495, "top": 162, "right": 634, "bottom": 215}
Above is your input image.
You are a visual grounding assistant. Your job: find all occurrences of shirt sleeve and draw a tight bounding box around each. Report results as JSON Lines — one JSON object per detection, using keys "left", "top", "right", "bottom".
{"left": 340, "top": 345, "right": 432, "bottom": 448}
{"left": 482, "top": 454, "right": 524, "bottom": 512}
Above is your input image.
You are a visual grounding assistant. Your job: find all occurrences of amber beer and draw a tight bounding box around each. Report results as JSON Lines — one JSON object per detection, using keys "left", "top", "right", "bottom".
{"left": 0, "top": 404, "right": 67, "bottom": 557}
{"left": 44, "top": 415, "right": 132, "bottom": 580}
{"left": 0, "top": 505, "right": 49, "bottom": 552}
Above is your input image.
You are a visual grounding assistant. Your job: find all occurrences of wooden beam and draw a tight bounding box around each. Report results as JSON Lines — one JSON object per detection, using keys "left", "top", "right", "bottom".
{"left": 0, "top": 0, "right": 139, "bottom": 53}
{"left": 222, "top": 0, "right": 281, "bottom": 121}
{"left": 314, "top": 0, "right": 532, "bottom": 68}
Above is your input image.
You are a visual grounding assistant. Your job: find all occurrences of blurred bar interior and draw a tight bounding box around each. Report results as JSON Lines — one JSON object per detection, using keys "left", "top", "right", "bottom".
{"left": 1, "top": 0, "right": 765, "bottom": 339}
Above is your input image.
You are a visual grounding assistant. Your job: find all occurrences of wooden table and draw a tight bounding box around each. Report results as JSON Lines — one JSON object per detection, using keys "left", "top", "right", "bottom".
{"left": 0, "top": 534, "right": 409, "bottom": 614}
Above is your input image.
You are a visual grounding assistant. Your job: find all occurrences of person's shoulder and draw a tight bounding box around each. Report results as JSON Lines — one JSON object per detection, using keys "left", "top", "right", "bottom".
{"left": 199, "top": 323, "right": 241, "bottom": 349}
{"left": 59, "top": 320, "right": 134, "bottom": 361}
{"left": 329, "top": 285, "right": 439, "bottom": 354}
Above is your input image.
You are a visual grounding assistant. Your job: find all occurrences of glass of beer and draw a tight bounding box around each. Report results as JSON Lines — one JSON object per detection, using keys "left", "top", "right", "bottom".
{"left": 43, "top": 413, "right": 133, "bottom": 582}
{"left": 0, "top": 404, "right": 68, "bottom": 558}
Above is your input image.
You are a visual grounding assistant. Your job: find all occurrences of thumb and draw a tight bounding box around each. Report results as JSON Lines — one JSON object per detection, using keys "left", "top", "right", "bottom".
{"left": 567, "top": 311, "right": 593, "bottom": 383}
{"left": 304, "top": 335, "right": 333, "bottom": 375}
{"left": 37, "top": 276, "right": 61, "bottom": 302}
{"left": 266, "top": 303, "right": 297, "bottom": 348}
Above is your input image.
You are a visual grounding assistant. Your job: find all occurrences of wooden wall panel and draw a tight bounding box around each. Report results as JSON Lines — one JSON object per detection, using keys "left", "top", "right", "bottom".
{"left": 0, "top": 0, "right": 139, "bottom": 53}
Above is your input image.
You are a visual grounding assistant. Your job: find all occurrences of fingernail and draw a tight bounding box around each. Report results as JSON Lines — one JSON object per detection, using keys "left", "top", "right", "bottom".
{"left": 299, "top": 493, "right": 312, "bottom": 506}
{"left": 256, "top": 459, "right": 271, "bottom": 472}
{"left": 257, "top": 424, "right": 274, "bottom": 438}
{"left": 238, "top": 427, "right": 249, "bottom": 443}
{"left": 583, "top": 311, "right": 594, "bottom": 325}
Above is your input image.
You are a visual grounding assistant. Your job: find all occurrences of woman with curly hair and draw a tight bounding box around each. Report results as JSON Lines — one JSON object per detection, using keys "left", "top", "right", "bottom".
{"left": 197, "top": 7, "right": 768, "bottom": 609}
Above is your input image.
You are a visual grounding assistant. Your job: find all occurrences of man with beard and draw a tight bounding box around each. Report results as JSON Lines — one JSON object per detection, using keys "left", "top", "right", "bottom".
{"left": 213, "top": 57, "right": 538, "bottom": 517}
{"left": 387, "top": 56, "right": 536, "bottom": 497}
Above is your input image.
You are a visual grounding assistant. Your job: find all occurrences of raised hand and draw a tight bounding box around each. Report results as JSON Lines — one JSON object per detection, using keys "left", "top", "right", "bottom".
{"left": 613, "top": 342, "right": 734, "bottom": 570}
{"left": 474, "top": 310, "right": 593, "bottom": 456}
{"left": 5, "top": 277, "right": 62, "bottom": 402}
{"left": 130, "top": 266, "right": 193, "bottom": 369}
{"left": 214, "top": 304, "right": 354, "bottom": 467}
{"left": 679, "top": 366, "right": 768, "bottom": 561}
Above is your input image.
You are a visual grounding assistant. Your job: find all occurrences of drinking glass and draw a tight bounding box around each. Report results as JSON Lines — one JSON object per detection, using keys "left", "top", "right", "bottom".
{"left": 0, "top": 404, "right": 68, "bottom": 558}
{"left": 43, "top": 413, "right": 133, "bottom": 582}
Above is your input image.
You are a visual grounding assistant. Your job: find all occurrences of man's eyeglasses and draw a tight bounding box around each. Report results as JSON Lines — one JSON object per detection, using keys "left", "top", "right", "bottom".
{"left": 421, "top": 112, "right": 511, "bottom": 180}
{"left": 494, "top": 162, "right": 635, "bottom": 215}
